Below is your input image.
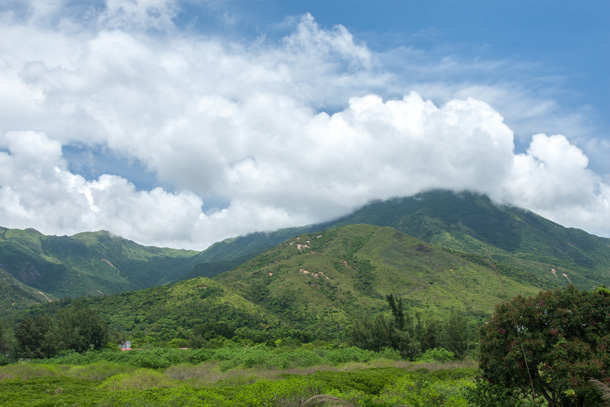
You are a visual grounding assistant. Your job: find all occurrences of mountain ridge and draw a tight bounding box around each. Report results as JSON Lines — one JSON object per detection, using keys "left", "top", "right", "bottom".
{"left": 188, "top": 190, "right": 610, "bottom": 290}
{"left": 3, "top": 189, "right": 610, "bottom": 319}
{"left": 0, "top": 227, "right": 199, "bottom": 314}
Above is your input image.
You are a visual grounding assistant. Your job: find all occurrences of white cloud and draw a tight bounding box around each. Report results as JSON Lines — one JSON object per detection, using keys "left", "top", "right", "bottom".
{"left": 0, "top": 2, "right": 609, "bottom": 249}
{"left": 499, "top": 134, "right": 610, "bottom": 236}
{"left": 100, "top": 0, "right": 179, "bottom": 31}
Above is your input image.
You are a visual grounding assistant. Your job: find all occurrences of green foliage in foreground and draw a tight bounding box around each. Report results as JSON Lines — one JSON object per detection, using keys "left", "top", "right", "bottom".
{"left": 26, "top": 345, "right": 402, "bottom": 370}
{"left": 474, "top": 285, "right": 610, "bottom": 407}
{"left": 0, "top": 356, "right": 476, "bottom": 407}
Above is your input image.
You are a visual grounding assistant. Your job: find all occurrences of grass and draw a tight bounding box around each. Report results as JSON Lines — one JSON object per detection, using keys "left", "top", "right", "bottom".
{"left": 0, "top": 352, "right": 477, "bottom": 407}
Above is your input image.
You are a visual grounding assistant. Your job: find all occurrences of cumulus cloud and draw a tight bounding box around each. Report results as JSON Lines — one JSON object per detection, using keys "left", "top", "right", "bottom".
{"left": 0, "top": 0, "right": 609, "bottom": 249}
{"left": 500, "top": 134, "right": 610, "bottom": 236}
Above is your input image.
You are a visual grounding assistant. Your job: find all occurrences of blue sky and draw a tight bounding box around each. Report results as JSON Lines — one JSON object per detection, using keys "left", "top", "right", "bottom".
{"left": 242, "top": 1, "right": 610, "bottom": 142}
{"left": 185, "top": 1, "right": 609, "bottom": 129}
{"left": 0, "top": 0, "right": 609, "bottom": 249}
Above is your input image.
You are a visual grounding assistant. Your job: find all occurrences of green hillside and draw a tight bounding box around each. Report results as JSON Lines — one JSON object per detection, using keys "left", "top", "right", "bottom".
{"left": 4, "top": 189, "right": 610, "bottom": 327}
{"left": 184, "top": 224, "right": 333, "bottom": 279}
{"left": 335, "top": 190, "right": 610, "bottom": 266}
{"left": 18, "top": 224, "right": 548, "bottom": 345}
{"left": 188, "top": 190, "right": 610, "bottom": 290}
{"left": 0, "top": 267, "right": 57, "bottom": 313}
{"left": 0, "top": 228, "right": 199, "bottom": 308}
{"left": 333, "top": 190, "right": 610, "bottom": 289}
{"left": 217, "top": 224, "right": 543, "bottom": 327}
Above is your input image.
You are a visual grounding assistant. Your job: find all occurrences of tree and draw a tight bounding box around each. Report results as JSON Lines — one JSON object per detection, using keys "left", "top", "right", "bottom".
{"left": 349, "top": 294, "right": 420, "bottom": 359}
{"left": 15, "top": 315, "right": 57, "bottom": 359}
{"left": 442, "top": 309, "right": 469, "bottom": 358}
{"left": 386, "top": 294, "right": 405, "bottom": 331}
{"left": 477, "top": 286, "right": 610, "bottom": 407}
{"left": 15, "top": 304, "right": 109, "bottom": 358}
{"left": 349, "top": 315, "right": 393, "bottom": 352}
{"left": 0, "top": 322, "right": 12, "bottom": 364}
{"left": 421, "top": 317, "right": 442, "bottom": 352}
{"left": 0, "top": 322, "right": 6, "bottom": 354}
{"left": 55, "top": 304, "right": 109, "bottom": 353}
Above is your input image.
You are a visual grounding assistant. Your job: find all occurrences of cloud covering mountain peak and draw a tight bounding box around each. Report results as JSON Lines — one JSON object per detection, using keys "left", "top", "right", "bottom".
{"left": 0, "top": 1, "right": 608, "bottom": 249}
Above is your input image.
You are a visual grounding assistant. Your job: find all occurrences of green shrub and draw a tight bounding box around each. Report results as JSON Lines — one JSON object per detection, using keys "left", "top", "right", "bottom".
{"left": 325, "top": 346, "right": 377, "bottom": 365}
{"left": 131, "top": 348, "right": 188, "bottom": 369}
{"left": 99, "top": 368, "right": 175, "bottom": 390}
{"left": 166, "top": 338, "right": 190, "bottom": 348}
{"left": 0, "top": 363, "right": 60, "bottom": 380}
{"left": 417, "top": 348, "right": 455, "bottom": 363}
{"left": 380, "top": 374, "right": 471, "bottom": 407}
{"left": 66, "top": 361, "right": 134, "bottom": 380}
{"left": 188, "top": 348, "right": 214, "bottom": 364}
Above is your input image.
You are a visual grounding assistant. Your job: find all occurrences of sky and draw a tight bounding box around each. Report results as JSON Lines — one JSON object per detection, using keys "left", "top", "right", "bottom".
{"left": 0, "top": 0, "right": 609, "bottom": 250}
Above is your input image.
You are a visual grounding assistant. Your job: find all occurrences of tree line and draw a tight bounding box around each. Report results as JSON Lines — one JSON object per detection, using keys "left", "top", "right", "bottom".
{"left": 7, "top": 303, "right": 109, "bottom": 359}
{"left": 349, "top": 294, "right": 475, "bottom": 360}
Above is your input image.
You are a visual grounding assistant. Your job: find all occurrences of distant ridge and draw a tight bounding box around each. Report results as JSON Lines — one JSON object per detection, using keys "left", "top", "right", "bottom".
{"left": 0, "top": 227, "right": 198, "bottom": 315}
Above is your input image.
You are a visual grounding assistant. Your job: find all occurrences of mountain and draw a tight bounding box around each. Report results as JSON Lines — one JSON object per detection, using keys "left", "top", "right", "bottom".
{"left": 4, "top": 189, "right": 610, "bottom": 322}
{"left": 0, "top": 227, "right": 199, "bottom": 311}
{"left": 189, "top": 190, "right": 610, "bottom": 290}
{"left": 21, "top": 224, "right": 548, "bottom": 343}
{"left": 215, "top": 224, "right": 545, "bottom": 325}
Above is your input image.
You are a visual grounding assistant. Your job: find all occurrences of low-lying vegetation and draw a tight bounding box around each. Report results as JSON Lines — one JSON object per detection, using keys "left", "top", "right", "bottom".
{"left": 4, "top": 283, "right": 610, "bottom": 405}
{"left": 0, "top": 352, "right": 476, "bottom": 407}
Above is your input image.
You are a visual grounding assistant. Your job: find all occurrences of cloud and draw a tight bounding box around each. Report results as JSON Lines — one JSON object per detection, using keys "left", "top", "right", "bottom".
{"left": 500, "top": 134, "right": 610, "bottom": 236}
{"left": 0, "top": 131, "right": 205, "bottom": 247}
{"left": 0, "top": 1, "right": 609, "bottom": 249}
{"left": 100, "top": 0, "right": 179, "bottom": 31}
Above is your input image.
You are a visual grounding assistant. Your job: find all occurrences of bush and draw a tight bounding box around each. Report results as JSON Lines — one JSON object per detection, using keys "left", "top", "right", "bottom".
{"left": 417, "top": 348, "right": 455, "bottom": 363}
{"left": 380, "top": 372, "right": 471, "bottom": 407}
{"left": 100, "top": 368, "right": 175, "bottom": 390}
{"left": 166, "top": 338, "right": 190, "bottom": 348}
{"left": 0, "top": 363, "right": 60, "bottom": 380}
{"left": 67, "top": 361, "right": 134, "bottom": 380}
{"left": 324, "top": 346, "right": 377, "bottom": 365}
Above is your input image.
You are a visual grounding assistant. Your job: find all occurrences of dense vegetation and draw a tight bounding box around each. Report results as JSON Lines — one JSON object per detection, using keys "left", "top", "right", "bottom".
{"left": 350, "top": 295, "right": 473, "bottom": 361}
{"left": 3, "top": 191, "right": 610, "bottom": 405}
{"left": 5, "top": 224, "right": 543, "bottom": 351}
{"left": 0, "top": 354, "right": 476, "bottom": 407}
{"left": 15, "top": 304, "right": 109, "bottom": 359}
{"left": 3, "top": 287, "right": 610, "bottom": 406}
{"left": 0, "top": 227, "right": 198, "bottom": 313}
{"left": 474, "top": 285, "right": 610, "bottom": 407}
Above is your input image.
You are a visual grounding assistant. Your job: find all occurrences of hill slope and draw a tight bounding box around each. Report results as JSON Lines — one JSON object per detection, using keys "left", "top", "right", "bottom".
{"left": 4, "top": 189, "right": 610, "bottom": 321}
{"left": 0, "top": 266, "right": 57, "bottom": 313}
{"left": 189, "top": 190, "right": 610, "bottom": 289}
{"left": 0, "top": 228, "right": 199, "bottom": 306}
{"left": 217, "top": 224, "right": 544, "bottom": 329}
{"left": 23, "top": 224, "right": 549, "bottom": 343}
